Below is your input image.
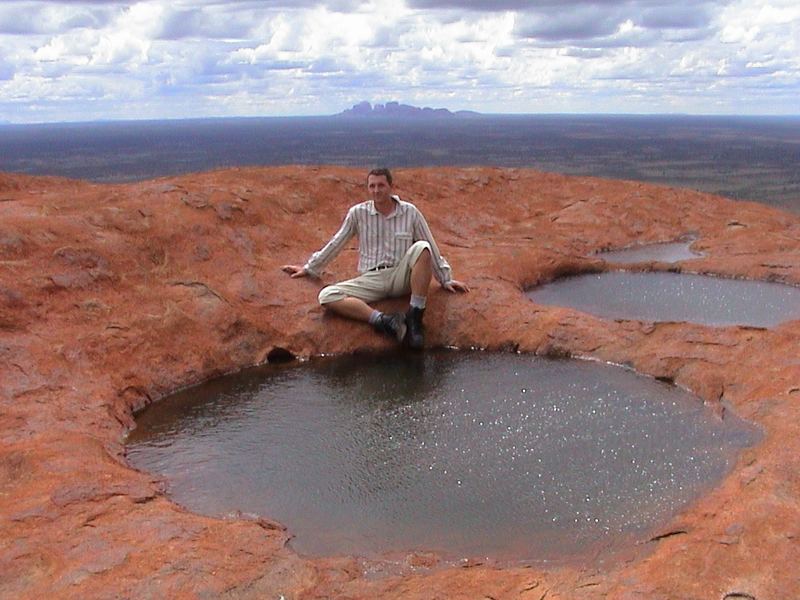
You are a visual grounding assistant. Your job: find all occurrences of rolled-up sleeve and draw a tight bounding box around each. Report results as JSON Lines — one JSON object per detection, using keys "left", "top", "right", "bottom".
{"left": 304, "top": 207, "right": 357, "bottom": 277}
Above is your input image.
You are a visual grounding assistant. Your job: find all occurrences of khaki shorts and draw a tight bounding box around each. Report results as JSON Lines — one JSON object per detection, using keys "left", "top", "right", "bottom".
{"left": 318, "top": 241, "right": 431, "bottom": 305}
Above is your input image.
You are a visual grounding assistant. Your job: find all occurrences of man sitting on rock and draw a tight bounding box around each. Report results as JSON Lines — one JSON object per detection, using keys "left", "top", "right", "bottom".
{"left": 282, "top": 167, "right": 469, "bottom": 348}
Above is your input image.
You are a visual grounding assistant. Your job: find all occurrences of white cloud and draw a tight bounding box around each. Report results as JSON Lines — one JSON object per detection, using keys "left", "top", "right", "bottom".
{"left": 0, "top": 55, "right": 14, "bottom": 80}
{"left": 91, "top": 31, "right": 149, "bottom": 66}
{"left": 0, "top": 2, "right": 117, "bottom": 35}
{"left": 0, "top": 0, "right": 797, "bottom": 122}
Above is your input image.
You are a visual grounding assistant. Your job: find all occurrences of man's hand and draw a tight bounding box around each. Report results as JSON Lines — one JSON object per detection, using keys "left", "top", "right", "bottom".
{"left": 281, "top": 265, "right": 309, "bottom": 278}
{"left": 443, "top": 279, "right": 470, "bottom": 293}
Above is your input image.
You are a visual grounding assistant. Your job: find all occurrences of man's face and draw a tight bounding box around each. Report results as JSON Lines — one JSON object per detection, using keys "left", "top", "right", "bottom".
{"left": 367, "top": 174, "right": 392, "bottom": 203}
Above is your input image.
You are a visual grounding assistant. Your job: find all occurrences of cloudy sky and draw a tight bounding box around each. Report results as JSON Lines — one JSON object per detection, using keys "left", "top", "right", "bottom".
{"left": 0, "top": 0, "right": 798, "bottom": 123}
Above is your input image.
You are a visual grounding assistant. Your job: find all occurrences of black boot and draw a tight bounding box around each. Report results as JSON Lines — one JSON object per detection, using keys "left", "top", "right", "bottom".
{"left": 373, "top": 312, "right": 407, "bottom": 343}
{"left": 405, "top": 307, "right": 425, "bottom": 350}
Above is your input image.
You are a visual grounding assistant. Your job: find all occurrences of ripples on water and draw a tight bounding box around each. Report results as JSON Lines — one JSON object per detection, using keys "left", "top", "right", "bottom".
{"left": 126, "top": 351, "right": 758, "bottom": 562}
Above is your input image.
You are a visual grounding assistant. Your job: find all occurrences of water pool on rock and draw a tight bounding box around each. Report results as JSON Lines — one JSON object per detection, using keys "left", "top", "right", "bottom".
{"left": 528, "top": 271, "right": 800, "bottom": 327}
{"left": 125, "top": 351, "right": 757, "bottom": 562}
{"left": 593, "top": 240, "right": 702, "bottom": 263}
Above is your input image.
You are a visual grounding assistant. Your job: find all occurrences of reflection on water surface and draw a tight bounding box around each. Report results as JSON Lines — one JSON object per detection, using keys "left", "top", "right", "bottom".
{"left": 528, "top": 271, "right": 800, "bottom": 327}
{"left": 594, "top": 240, "right": 702, "bottom": 263}
{"left": 126, "top": 351, "right": 757, "bottom": 562}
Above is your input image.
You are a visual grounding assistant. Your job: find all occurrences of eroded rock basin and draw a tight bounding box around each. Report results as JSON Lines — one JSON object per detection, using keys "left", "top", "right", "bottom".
{"left": 528, "top": 271, "right": 800, "bottom": 327}
{"left": 126, "top": 351, "right": 757, "bottom": 563}
{"left": 5, "top": 166, "right": 800, "bottom": 598}
{"left": 593, "top": 240, "right": 702, "bottom": 263}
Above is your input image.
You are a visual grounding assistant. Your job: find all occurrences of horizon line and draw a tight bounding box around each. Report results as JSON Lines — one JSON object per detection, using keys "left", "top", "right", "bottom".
{"left": 3, "top": 111, "right": 800, "bottom": 127}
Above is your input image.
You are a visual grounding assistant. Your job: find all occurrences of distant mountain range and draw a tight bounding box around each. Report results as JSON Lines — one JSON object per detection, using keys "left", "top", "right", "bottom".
{"left": 336, "top": 101, "right": 481, "bottom": 118}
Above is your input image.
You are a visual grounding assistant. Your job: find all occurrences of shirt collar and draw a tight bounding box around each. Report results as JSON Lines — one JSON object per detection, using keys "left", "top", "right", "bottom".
{"left": 368, "top": 195, "right": 402, "bottom": 217}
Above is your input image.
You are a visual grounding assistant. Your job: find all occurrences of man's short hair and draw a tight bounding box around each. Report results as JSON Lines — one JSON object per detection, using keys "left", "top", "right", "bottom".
{"left": 367, "top": 167, "right": 392, "bottom": 185}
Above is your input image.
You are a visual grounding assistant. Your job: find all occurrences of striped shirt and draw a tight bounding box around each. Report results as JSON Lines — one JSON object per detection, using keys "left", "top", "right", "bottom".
{"left": 304, "top": 196, "right": 453, "bottom": 284}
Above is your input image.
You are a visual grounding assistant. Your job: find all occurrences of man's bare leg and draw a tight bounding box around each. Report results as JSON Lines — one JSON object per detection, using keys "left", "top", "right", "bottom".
{"left": 407, "top": 248, "right": 432, "bottom": 349}
{"left": 324, "top": 296, "right": 406, "bottom": 341}
{"left": 323, "top": 297, "right": 374, "bottom": 322}
{"left": 410, "top": 248, "right": 433, "bottom": 296}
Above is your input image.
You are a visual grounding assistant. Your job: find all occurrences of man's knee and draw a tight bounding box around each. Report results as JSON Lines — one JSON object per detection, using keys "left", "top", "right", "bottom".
{"left": 410, "top": 240, "right": 431, "bottom": 252}
{"left": 410, "top": 241, "right": 432, "bottom": 265}
{"left": 318, "top": 285, "right": 346, "bottom": 306}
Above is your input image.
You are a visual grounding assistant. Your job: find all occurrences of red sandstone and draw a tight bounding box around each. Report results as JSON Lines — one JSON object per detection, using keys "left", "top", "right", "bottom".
{"left": 1, "top": 166, "right": 799, "bottom": 599}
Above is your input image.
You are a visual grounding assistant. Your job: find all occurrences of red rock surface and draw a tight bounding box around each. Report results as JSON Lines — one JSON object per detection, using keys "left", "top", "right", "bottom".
{"left": 1, "top": 166, "right": 799, "bottom": 599}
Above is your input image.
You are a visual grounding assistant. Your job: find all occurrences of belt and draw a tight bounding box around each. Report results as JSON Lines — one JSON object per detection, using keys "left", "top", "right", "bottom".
{"left": 369, "top": 264, "right": 394, "bottom": 271}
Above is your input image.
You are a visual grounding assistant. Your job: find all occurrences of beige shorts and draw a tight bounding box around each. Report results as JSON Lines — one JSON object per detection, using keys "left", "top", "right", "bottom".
{"left": 318, "top": 241, "right": 431, "bottom": 305}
